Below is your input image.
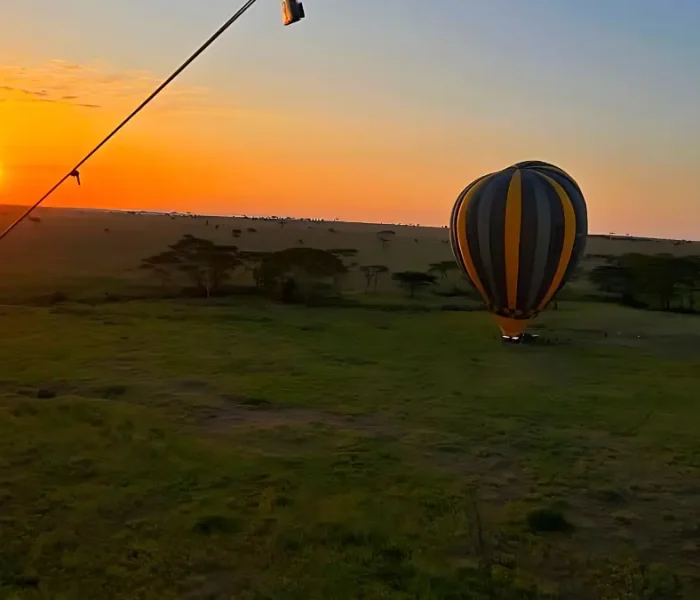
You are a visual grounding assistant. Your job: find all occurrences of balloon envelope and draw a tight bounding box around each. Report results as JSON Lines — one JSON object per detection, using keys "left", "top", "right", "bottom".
{"left": 449, "top": 162, "right": 588, "bottom": 337}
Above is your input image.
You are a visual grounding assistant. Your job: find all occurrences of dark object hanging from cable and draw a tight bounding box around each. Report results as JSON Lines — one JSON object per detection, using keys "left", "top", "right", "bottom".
{"left": 282, "top": 0, "right": 305, "bottom": 25}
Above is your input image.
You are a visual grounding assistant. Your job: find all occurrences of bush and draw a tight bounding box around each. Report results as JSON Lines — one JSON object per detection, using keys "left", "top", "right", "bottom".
{"left": 526, "top": 507, "right": 574, "bottom": 533}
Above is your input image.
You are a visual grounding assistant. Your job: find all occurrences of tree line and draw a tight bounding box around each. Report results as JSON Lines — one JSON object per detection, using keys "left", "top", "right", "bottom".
{"left": 138, "top": 234, "right": 470, "bottom": 303}
{"left": 588, "top": 253, "right": 700, "bottom": 313}
{"left": 139, "top": 236, "right": 700, "bottom": 315}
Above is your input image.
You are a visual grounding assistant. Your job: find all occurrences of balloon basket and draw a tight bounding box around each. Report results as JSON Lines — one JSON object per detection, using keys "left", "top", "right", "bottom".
{"left": 501, "top": 333, "right": 540, "bottom": 345}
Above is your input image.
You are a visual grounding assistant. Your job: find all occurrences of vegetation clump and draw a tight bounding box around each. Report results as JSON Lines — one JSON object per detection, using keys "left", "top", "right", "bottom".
{"left": 589, "top": 253, "right": 700, "bottom": 312}
{"left": 526, "top": 507, "right": 575, "bottom": 534}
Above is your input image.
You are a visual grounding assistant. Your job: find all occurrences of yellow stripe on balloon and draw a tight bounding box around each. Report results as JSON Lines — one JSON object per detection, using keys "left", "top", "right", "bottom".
{"left": 455, "top": 174, "right": 493, "bottom": 304}
{"left": 504, "top": 169, "right": 522, "bottom": 310}
{"left": 537, "top": 174, "right": 576, "bottom": 310}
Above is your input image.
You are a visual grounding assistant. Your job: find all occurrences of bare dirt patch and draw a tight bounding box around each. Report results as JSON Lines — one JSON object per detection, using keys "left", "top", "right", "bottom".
{"left": 191, "top": 396, "right": 397, "bottom": 438}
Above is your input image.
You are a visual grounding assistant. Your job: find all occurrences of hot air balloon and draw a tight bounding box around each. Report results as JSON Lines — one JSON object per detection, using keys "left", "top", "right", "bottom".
{"left": 449, "top": 161, "right": 587, "bottom": 340}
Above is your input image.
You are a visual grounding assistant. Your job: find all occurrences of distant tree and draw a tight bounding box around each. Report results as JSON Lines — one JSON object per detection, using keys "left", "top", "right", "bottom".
{"left": 139, "top": 234, "right": 242, "bottom": 298}
{"left": 258, "top": 247, "right": 347, "bottom": 302}
{"left": 238, "top": 250, "right": 270, "bottom": 289}
{"left": 589, "top": 253, "right": 700, "bottom": 311}
{"left": 377, "top": 230, "right": 396, "bottom": 251}
{"left": 589, "top": 263, "right": 633, "bottom": 298}
{"left": 327, "top": 249, "right": 359, "bottom": 289}
{"left": 672, "top": 255, "right": 700, "bottom": 310}
{"left": 328, "top": 228, "right": 338, "bottom": 234}
{"left": 28, "top": 216, "right": 41, "bottom": 223}
{"left": 247, "top": 227, "right": 257, "bottom": 233}
{"left": 360, "top": 265, "right": 389, "bottom": 293}
{"left": 232, "top": 229, "right": 242, "bottom": 238}
{"left": 392, "top": 271, "right": 437, "bottom": 299}
{"left": 328, "top": 248, "right": 358, "bottom": 266}
{"left": 624, "top": 254, "right": 679, "bottom": 310}
{"left": 139, "top": 250, "right": 179, "bottom": 288}
{"left": 429, "top": 260, "right": 459, "bottom": 281}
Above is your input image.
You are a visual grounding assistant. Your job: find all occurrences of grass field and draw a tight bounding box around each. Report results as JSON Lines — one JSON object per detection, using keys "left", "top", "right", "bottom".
{"left": 1, "top": 297, "right": 699, "bottom": 599}
{"left": 1, "top": 206, "right": 700, "bottom": 598}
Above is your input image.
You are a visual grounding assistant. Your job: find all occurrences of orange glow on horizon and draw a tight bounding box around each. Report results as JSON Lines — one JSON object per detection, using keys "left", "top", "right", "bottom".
{"left": 1, "top": 58, "right": 698, "bottom": 240}
{"left": 0, "top": 83, "right": 480, "bottom": 223}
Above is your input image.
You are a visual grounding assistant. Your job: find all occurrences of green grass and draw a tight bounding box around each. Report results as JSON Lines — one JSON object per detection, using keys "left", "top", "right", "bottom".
{"left": 1, "top": 299, "right": 699, "bottom": 598}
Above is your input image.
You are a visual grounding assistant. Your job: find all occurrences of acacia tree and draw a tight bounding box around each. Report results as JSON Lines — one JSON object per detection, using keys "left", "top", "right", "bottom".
{"left": 377, "top": 230, "right": 396, "bottom": 251}
{"left": 589, "top": 253, "right": 700, "bottom": 311}
{"left": 679, "top": 256, "right": 700, "bottom": 310}
{"left": 238, "top": 250, "right": 270, "bottom": 289}
{"left": 392, "top": 271, "right": 437, "bottom": 299}
{"left": 258, "top": 247, "right": 347, "bottom": 302}
{"left": 589, "top": 263, "right": 633, "bottom": 298}
{"left": 329, "top": 248, "right": 358, "bottom": 262}
{"left": 139, "top": 250, "right": 178, "bottom": 288}
{"left": 329, "top": 248, "right": 358, "bottom": 270}
{"left": 360, "top": 265, "right": 389, "bottom": 293}
{"left": 328, "top": 249, "right": 359, "bottom": 293}
{"left": 139, "top": 234, "right": 242, "bottom": 298}
{"left": 429, "top": 260, "right": 459, "bottom": 281}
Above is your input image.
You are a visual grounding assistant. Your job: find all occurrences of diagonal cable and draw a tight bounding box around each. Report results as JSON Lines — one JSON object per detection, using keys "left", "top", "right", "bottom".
{"left": 0, "top": 0, "right": 260, "bottom": 243}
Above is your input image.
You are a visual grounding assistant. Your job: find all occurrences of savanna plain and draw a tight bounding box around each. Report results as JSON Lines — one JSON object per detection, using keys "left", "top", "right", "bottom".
{"left": 1, "top": 205, "right": 699, "bottom": 599}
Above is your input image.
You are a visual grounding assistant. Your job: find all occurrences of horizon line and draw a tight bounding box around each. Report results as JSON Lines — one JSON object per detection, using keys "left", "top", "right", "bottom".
{"left": 1, "top": 202, "right": 698, "bottom": 244}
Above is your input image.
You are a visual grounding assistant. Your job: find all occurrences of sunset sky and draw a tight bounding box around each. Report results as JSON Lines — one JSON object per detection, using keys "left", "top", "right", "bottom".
{"left": 1, "top": 0, "right": 698, "bottom": 239}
